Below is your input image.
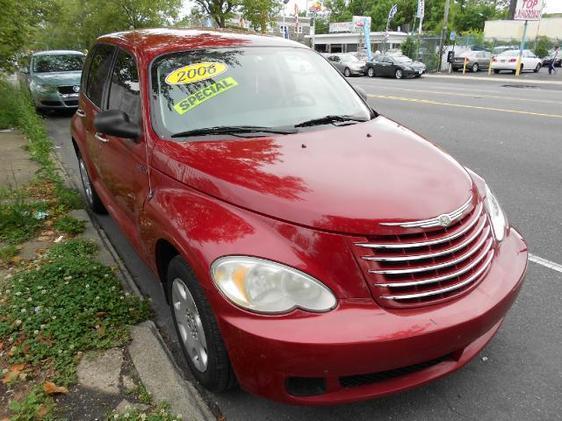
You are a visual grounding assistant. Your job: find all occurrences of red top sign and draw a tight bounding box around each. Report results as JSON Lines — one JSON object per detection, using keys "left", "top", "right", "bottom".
{"left": 514, "top": 0, "right": 543, "bottom": 21}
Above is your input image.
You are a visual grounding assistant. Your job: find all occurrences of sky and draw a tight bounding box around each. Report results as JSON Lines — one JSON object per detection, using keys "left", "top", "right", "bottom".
{"left": 181, "top": 0, "right": 562, "bottom": 18}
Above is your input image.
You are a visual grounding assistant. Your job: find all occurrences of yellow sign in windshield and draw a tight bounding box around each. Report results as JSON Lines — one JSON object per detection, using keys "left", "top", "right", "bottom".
{"left": 173, "top": 77, "right": 239, "bottom": 115}
{"left": 165, "top": 62, "right": 228, "bottom": 85}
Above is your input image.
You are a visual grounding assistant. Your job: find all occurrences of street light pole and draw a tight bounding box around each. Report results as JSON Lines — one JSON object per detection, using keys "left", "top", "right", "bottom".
{"left": 437, "top": 0, "right": 450, "bottom": 72}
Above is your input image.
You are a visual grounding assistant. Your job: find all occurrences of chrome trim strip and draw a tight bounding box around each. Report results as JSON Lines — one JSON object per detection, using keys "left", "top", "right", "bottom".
{"left": 356, "top": 202, "right": 484, "bottom": 250}
{"left": 362, "top": 215, "right": 487, "bottom": 262}
{"left": 381, "top": 251, "right": 495, "bottom": 300}
{"left": 369, "top": 226, "right": 491, "bottom": 275}
{"left": 375, "top": 238, "right": 493, "bottom": 287}
{"left": 380, "top": 196, "right": 472, "bottom": 228}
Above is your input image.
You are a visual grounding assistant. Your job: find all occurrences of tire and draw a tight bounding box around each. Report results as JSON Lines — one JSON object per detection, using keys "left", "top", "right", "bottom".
{"left": 343, "top": 67, "right": 351, "bottom": 77}
{"left": 77, "top": 154, "right": 106, "bottom": 214}
{"left": 395, "top": 68, "right": 403, "bottom": 79}
{"left": 166, "top": 256, "right": 236, "bottom": 392}
{"left": 493, "top": 69, "right": 500, "bottom": 74}
{"left": 367, "top": 67, "right": 375, "bottom": 78}
{"left": 471, "top": 63, "right": 479, "bottom": 72}
{"left": 534, "top": 63, "right": 541, "bottom": 73}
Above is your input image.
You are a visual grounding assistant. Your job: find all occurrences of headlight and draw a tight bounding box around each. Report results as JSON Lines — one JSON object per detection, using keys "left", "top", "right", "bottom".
{"left": 484, "top": 184, "right": 507, "bottom": 242}
{"left": 211, "top": 256, "right": 337, "bottom": 314}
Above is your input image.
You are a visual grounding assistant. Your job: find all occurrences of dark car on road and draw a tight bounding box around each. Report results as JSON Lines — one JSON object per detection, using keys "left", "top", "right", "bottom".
{"left": 19, "top": 50, "right": 85, "bottom": 111}
{"left": 71, "top": 28, "right": 527, "bottom": 405}
{"left": 541, "top": 51, "right": 561, "bottom": 68}
{"left": 452, "top": 50, "right": 492, "bottom": 72}
{"left": 366, "top": 54, "right": 426, "bottom": 79}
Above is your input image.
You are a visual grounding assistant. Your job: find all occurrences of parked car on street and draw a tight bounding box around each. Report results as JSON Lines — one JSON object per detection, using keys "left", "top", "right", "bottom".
{"left": 541, "top": 50, "right": 561, "bottom": 68}
{"left": 72, "top": 29, "right": 527, "bottom": 405}
{"left": 491, "top": 49, "right": 542, "bottom": 74}
{"left": 326, "top": 53, "right": 367, "bottom": 76}
{"left": 19, "top": 50, "right": 85, "bottom": 111}
{"left": 452, "top": 50, "right": 491, "bottom": 72}
{"left": 366, "top": 54, "right": 426, "bottom": 79}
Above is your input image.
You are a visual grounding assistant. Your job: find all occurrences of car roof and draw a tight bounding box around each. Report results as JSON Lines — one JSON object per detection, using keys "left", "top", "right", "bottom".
{"left": 32, "top": 50, "right": 85, "bottom": 56}
{"left": 97, "top": 28, "right": 307, "bottom": 61}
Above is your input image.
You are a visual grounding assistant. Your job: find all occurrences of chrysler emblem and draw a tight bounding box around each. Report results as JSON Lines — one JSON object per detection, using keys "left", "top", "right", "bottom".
{"left": 73, "top": 85, "right": 80, "bottom": 93}
{"left": 438, "top": 214, "right": 452, "bottom": 227}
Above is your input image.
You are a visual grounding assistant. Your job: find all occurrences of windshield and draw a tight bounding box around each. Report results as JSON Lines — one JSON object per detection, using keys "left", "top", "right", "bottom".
{"left": 32, "top": 54, "right": 84, "bottom": 73}
{"left": 394, "top": 56, "right": 413, "bottom": 63}
{"left": 150, "top": 47, "right": 371, "bottom": 138}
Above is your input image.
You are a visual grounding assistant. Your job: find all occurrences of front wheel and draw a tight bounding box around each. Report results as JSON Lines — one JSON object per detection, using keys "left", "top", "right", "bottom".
{"left": 493, "top": 69, "right": 500, "bottom": 74}
{"left": 471, "top": 63, "right": 479, "bottom": 72}
{"left": 77, "top": 155, "right": 106, "bottom": 214}
{"left": 343, "top": 67, "right": 351, "bottom": 77}
{"left": 534, "top": 63, "right": 541, "bottom": 73}
{"left": 395, "top": 68, "right": 403, "bottom": 79}
{"left": 167, "top": 256, "right": 235, "bottom": 392}
{"left": 367, "top": 67, "right": 375, "bottom": 78}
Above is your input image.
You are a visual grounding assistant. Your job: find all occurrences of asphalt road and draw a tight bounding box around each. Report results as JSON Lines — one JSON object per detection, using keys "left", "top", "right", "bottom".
{"left": 45, "top": 73, "right": 562, "bottom": 421}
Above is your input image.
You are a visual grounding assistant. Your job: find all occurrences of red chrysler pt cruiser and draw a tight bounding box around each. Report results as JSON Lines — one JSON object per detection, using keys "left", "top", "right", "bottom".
{"left": 71, "top": 29, "right": 528, "bottom": 405}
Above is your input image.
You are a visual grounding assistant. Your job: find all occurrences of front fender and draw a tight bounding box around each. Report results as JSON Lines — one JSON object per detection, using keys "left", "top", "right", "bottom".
{"left": 140, "top": 170, "right": 372, "bottom": 304}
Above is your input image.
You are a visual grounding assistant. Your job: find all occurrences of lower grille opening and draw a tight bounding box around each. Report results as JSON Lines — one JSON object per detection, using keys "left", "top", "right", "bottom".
{"left": 286, "top": 376, "right": 326, "bottom": 397}
{"left": 41, "top": 100, "right": 62, "bottom": 106}
{"left": 64, "top": 100, "right": 78, "bottom": 106}
{"left": 340, "top": 354, "right": 453, "bottom": 389}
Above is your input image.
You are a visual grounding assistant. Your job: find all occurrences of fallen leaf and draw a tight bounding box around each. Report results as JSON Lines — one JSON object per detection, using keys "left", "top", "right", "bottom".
{"left": 43, "top": 381, "right": 68, "bottom": 395}
{"left": 2, "top": 363, "right": 26, "bottom": 384}
{"left": 11, "top": 256, "right": 22, "bottom": 264}
{"left": 37, "top": 404, "right": 49, "bottom": 418}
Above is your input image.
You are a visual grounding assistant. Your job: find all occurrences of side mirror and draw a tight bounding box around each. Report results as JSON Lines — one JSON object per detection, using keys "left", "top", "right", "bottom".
{"left": 94, "top": 110, "right": 141, "bottom": 140}
{"left": 20, "top": 67, "right": 29, "bottom": 75}
{"left": 354, "top": 86, "right": 368, "bottom": 102}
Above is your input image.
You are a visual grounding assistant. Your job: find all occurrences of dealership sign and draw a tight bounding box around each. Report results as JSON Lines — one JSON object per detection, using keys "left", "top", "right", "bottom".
{"left": 514, "top": 0, "right": 543, "bottom": 21}
{"left": 329, "top": 22, "right": 353, "bottom": 32}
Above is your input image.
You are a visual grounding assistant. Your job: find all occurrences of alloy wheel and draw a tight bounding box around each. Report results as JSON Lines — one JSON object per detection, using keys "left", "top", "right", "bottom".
{"left": 395, "top": 69, "right": 403, "bottom": 79}
{"left": 172, "top": 277, "right": 208, "bottom": 372}
{"left": 368, "top": 67, "right": 375, "bottom": 78}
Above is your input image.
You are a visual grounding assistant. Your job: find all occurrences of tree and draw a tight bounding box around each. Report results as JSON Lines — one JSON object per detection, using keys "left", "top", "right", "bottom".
{"left": 193, "top": 0, "right": 239, "bottom": 28}
{"left": 534, "top": 36, "right": 552, "bottom": 58}
{"left": 325, "top": 0, "right": 353, "bottom": 22}
{"left": 401, "top": 36, "right": 419, "bottom": 57}
{"left": 241, "top": 0, "right": 282, "bottom": 32}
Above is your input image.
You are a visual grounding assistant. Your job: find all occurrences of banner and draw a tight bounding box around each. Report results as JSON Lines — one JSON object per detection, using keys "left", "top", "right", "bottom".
{"left": 514, "top": 0, "right": 542, "bottom": 21}
{"left": 388, "top": 4, "right": 398, "bottom": 21}
{"left": 416, "top": 0, "right": 425, "bottom": 18}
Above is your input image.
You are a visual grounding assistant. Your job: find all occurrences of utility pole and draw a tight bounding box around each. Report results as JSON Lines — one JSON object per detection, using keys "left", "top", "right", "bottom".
{"left": 437, "top": 0, "right": 450, "bottom": 72}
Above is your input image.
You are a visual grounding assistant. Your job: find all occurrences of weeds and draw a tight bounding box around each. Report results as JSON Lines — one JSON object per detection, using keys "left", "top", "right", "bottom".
{"left": 108, "top": 402, "right": 182, "bottom": 421}
{"left": 0, "top": 240, "right": 150, "bottom": 384}
{"left": 8, "top": 385, "right": 55, "bottom": 420}
{"left": 54, "top": 215, "right": 86, "bottom": 235}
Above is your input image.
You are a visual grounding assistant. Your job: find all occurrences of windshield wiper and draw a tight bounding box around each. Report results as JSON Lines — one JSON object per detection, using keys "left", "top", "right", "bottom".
{"left": 294, "top": 115, "right": 369, "bottom": 128}
{"left": 171, "top": 125, "right": 297, "bottom": 138}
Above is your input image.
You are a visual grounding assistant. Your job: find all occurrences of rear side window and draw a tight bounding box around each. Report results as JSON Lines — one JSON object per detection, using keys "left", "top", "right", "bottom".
{"left": 107, "top": 50, "right": 140, "bottom": 123}
{"left": 85, "top": 44, "right": 115, "bottom": 108}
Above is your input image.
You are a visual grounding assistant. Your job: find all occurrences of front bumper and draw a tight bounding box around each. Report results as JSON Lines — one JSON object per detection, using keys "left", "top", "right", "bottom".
{"left": 217, "top": 228, "right": 528, "bottom": 405}
{"left": 32, "top": 91, "right": 79, "bottom": 110}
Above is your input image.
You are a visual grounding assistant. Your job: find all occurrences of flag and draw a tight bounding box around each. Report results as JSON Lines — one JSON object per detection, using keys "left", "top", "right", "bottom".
{"left": 388, "top": 4, "right": 398, "bottom": 21}
{"left": 416, "top": 0, "right": 424, "bottom": 18}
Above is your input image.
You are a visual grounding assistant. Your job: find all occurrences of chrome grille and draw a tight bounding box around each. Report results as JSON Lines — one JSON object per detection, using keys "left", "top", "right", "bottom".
{"left": 353, "top": 199, "right": 495, "bottom": 308}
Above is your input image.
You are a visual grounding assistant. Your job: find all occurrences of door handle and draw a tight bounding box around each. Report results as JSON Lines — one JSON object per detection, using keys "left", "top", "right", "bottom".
{"left": 95, "top": 132, "right": 109, "bottom": 143}
{"left": 76, "top": 109, "right": 86, "bottom": 118}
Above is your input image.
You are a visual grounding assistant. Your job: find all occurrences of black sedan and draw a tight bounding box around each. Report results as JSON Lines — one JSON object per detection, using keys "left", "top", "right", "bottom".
{"left": 366, "top": 54, "right": 426, "bottom": 79}
{"left": 542, "top": 53, "right": 561, "bottom": 68}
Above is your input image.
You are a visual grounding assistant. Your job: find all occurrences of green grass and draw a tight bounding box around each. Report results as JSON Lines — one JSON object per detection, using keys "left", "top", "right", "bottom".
{"left": 8, "top": 385, "right": 55, "bottom": 420}
{"left": 54, "top": 215, "right": 86, "bottom": 235}
{"left": 0, "top": 189, "right": 43, "bottom": 246}
{"left": 108, "top": 402, "right": 182, "bottom": 421}
{"left": 0, "top": 79, "right": 21, "bottom": 130}
{"left": 0, "top": 239, "right": 150, "bottom": 385}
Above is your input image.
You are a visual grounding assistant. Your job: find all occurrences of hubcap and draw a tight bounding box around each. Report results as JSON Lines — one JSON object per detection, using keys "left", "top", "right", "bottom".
{"left": 396, "top": 70, "right": 402, "bottom": 78}
{"left": 172, "top": 278, "right": 208, "bottom": 372}
{"left": 79, "top": 159, "right": 93, "bottom": 205}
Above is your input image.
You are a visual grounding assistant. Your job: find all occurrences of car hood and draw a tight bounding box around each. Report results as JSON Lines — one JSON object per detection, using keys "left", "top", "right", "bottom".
{"left": 152, "top": 117, "right": 474, "bottom": 235}
{"left": 32, "top": 71, "right": 81, "bottom": 86}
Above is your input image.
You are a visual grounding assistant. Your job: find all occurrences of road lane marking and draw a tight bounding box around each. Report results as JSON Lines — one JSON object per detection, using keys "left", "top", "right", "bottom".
{"left": 360, "top": 85, "right": 562, "bottom": 105}
{"left": 529, "top": 254, "right": 562, "bottom": 274}
{"left": 367, "top": 94, "right": 562, "bottom": 119}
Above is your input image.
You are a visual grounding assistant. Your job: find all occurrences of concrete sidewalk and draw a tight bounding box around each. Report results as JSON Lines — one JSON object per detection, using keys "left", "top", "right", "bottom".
{"left": 0, "top": 130, "right": 39, "bottom": 188}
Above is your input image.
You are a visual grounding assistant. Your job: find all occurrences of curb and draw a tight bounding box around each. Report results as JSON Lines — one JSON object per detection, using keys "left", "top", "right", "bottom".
{"left": 52, "top": 153, "right": 216, "bottom": 421}
{"left": 425, "top": 73, "right": 562, "bottom": 85}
